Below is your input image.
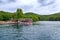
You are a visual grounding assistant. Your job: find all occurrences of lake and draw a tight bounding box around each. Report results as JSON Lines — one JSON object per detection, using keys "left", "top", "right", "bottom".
{"left": 0, "top": 21, "right": 60, "bottom": 40}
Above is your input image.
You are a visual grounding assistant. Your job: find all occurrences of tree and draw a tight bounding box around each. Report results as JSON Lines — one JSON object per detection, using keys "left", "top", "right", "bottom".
{"left": 16, "top": 8, "right": 24, "bottom": 19}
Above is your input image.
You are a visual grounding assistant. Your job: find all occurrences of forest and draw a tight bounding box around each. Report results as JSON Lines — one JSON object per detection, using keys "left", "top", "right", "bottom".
{"left": 0, "top": 8, "right": 40, "bottom": 22}
{"left": 0, "top": 8, "right": 60, "bottom": 21}
{"left": 40, "top": 12, "right": 60, "bottom": 21}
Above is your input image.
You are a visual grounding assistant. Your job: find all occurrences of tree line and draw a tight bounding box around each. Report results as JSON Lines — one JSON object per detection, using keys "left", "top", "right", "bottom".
{"left": 40, "top": 13, "right": 60, "bottom": 21}
{"left": 0, "top": 8, "right": 40, "bottom": 22}
{"left": 0, "top": 8, "right": 60, "bottom": 21}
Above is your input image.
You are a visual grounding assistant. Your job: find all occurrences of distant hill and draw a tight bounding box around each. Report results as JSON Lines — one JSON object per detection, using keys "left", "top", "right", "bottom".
{"left": 25, "top": 12, "right": 60, "bottom": 21}
{"left": 40, "top": 12, "right": 60, "bottom": 21}
{"left": 24, "top": 12, "right": 40, "bottom": 21}
{"left": 50, "top": 12, "right": 60, "bottom": 15}
{"left": 25, "top": 12, "right": 40, "bottom": 16}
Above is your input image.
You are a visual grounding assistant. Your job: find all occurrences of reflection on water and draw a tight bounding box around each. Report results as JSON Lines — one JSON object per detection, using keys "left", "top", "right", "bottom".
{"left": 0, "top": 21, "right": 60, "bottom": 40}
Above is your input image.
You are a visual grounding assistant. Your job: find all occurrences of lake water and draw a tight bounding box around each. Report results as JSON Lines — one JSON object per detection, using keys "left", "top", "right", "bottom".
{"left": 0, "top": 21, "right": 60, "bottom": 40}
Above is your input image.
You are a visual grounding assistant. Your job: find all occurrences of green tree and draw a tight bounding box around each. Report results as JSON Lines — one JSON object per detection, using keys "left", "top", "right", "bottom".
{"left": 16, "top": 8, "right": 24, "bottom": 19}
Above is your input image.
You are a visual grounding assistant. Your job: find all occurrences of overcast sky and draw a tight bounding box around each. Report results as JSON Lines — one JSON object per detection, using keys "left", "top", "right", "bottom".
{"left": 0, "top": 0, "right": 60, "bottom": 15}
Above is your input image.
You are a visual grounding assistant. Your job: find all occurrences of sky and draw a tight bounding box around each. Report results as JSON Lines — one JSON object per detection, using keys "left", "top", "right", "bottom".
{"left": 0, "top": 0, "right": 60, "bottom": 15}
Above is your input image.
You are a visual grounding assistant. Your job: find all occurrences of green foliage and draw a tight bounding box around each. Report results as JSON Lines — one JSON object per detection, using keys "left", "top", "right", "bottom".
{"left": 15, "top": 8, "right": 24, "bottom": 19}
{"left": 0, "top": 15, "right": 3, "bottom": 21}
{"left": 0, "top": 9, "right": 40, "bottom": 22}
{"left": 0, "top": 11, "right": 10, "bottom": 21}
{"left": 25, "top": 12, "right": 40, "bottom": 22}
{"left": 0, "top": 9, "right": 60, "bottom": 21}
{"left": 40, "top": 13, "right": 60, "bottom": 21}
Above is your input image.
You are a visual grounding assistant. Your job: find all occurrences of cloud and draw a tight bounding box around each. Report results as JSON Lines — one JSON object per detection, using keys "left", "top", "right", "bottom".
{"left": 38, "top": 0, "right": 55, "bottom": 6}
{"left": 0, "top": 0, "right": 37, "bottom": 12}
{"left": 8, "top": 0, "right": 16, "bottom": 2}
{"left": 0, "top": 0, "right": 60, "bottom": 15}
{"left": 0, "top": 0, "right": 15, "bottom": 5}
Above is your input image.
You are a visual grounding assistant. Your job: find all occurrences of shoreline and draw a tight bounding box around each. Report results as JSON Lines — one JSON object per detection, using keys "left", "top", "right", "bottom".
{"left": 0, "top": 21, "right": 32, "bottom": 25}
{"left": 0, "top": 21, "right": 17, "bottom": 25}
